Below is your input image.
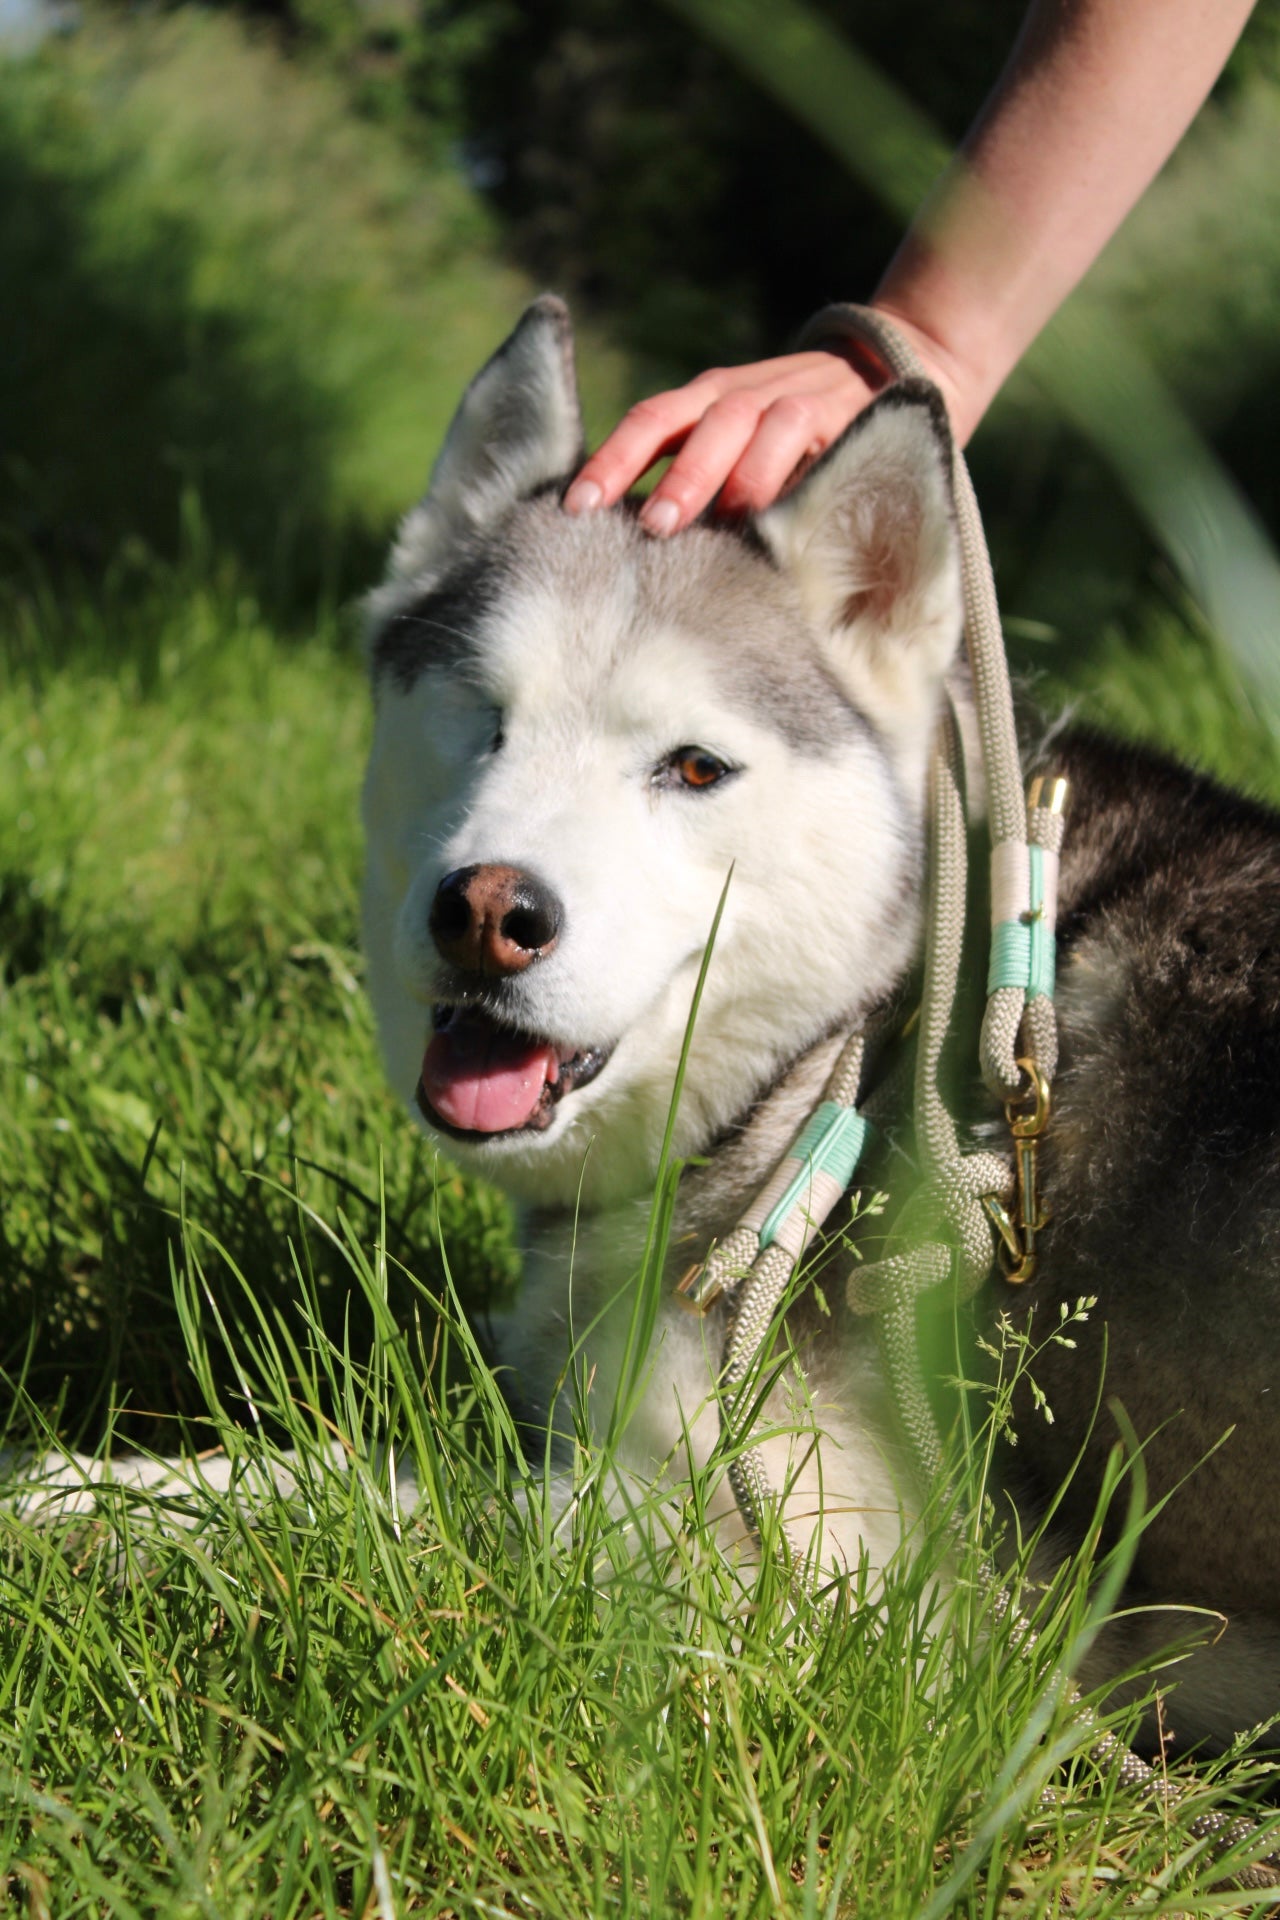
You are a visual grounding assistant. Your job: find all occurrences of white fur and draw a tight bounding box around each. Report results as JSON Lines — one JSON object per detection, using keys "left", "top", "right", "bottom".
{"left": 363, "top": 577, "right": 920, "bottom": 1213}
{"left": 493, "top": 1206, "right": 915, "bottom": 1578}
{"left": 361, "top": 308, "right": 967, "bottom": 1580}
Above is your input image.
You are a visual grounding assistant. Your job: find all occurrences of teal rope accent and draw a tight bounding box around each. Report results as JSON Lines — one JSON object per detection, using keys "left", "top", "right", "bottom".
{"left": 1028, "top": 844, "right": 1054, "bottom": 999}
{"left": 988, "top": 919, "right": 1030, "bottom": 995}
{"left": 987, "top": 845, "right": 1055, "bottom": 998}
{"left": 758, "top": 1102, "right": 871, "bottom": 1250}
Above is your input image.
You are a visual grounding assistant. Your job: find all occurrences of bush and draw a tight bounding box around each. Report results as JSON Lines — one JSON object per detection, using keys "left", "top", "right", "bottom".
{"left": 0, "top": 9, "right": 632, "bottom": 618}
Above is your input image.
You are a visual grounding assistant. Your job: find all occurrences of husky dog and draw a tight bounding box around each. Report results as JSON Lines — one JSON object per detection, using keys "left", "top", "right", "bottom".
{"left": 362, "top": 296, "right": 1280, "bottom": 1750}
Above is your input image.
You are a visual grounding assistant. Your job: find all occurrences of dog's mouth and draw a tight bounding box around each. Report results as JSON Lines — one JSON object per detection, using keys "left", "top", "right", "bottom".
{"left": 416, "top": 1005, "right": 613, "bottom": 1141}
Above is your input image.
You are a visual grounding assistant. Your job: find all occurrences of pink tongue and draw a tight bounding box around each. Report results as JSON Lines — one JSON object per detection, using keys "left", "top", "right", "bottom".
{"left": 421, "top": 1015, "right": 559, "bottom": 1133}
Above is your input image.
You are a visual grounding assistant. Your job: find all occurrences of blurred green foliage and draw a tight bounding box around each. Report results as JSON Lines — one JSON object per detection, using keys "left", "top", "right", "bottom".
{"left": 446, "top": 0, "right": 1280, "bottom": 647}
{"left": 0, "top": 9, "right": 629, "bottom": 619}
{"left": 195, "top": 0, "right": 1280, "bottom": 372}
{"left": 111, "top": 0, "right": 1280, "bottom": 667}
{"left": 427, "top": 0, "right": 1030, "bottom": 365}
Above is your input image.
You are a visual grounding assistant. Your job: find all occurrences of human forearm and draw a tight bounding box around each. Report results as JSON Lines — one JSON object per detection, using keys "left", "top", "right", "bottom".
{"left": 565, "top": 0, "right": 1257, "bottom": 524}
{"left": 874, "top": 0, "right": 1257, "bottom": 441}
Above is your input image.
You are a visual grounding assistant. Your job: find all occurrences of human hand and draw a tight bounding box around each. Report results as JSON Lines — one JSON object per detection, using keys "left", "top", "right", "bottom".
{"left": 562, "top": 311, "right": 965, "bottom": 535}
{"left": 562, "top": 351, "right": 878, "bottom": 536}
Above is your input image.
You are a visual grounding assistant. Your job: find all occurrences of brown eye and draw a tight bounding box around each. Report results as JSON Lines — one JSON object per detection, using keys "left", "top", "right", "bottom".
{"left": 669, "top": 746, "right": 733, "bottom": 790}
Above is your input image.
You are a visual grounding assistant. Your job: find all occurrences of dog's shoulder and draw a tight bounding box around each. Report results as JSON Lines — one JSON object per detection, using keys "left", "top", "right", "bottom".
{"left": 1045, "top": 725, "right": 1280, "bottom": 955}
{"left": 1043, "top": 724, "right": 1280, "bottom": 1172}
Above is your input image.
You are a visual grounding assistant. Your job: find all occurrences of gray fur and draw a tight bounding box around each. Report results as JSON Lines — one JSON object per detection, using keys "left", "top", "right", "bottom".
{"left": 375, "top": 488, "right": 875, "bottom": 756}
{"left": 372, "top": 546, "right": 510, "bottom": 690}
{"left": 363, "top": 299, "right": 1280, "bottom": 1755}
{"left": 508, "top": 499, "right": 876, "bottom": 756}
{"left": 367, "top": 295, "right": 584, "bottom": 640}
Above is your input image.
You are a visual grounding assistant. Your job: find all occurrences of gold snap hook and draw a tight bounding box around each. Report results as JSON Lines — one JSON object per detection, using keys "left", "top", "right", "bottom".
{"left": 1027, "top": 774, "right": 1068, "bottom": 817}
{"left": 995, "top": 1056, "right": 1053, "bottom": 1283}
{"left": 1005, "top": 1057, "right": 1051, "bottom": 1140}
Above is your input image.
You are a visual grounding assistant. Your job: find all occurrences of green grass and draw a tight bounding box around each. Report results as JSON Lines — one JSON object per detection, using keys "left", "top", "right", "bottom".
{"left": 0, "top": 557, "right": 516, "bottom": 1440}
{"left": 1011, "top": 584, "right": 1280, "bottom": 809}
{"left": 5, "top": 9, "right": 1280, "bottom": 1911}
{"left": 4, "top": 567, "right": 1280, "bottom": 1914}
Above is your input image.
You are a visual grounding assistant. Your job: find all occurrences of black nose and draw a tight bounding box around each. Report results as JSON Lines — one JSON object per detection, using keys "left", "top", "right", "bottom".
{"left": 429, "top": 865, "right": 563, "bottom": 976}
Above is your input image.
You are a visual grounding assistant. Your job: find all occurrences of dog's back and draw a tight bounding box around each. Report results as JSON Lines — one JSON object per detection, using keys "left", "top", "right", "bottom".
{"left": 1001, "top": 729, "right": 1280, "bottom": 1739}
{"left": 362, "top": 298, "right": 1280, "bottom": 1749}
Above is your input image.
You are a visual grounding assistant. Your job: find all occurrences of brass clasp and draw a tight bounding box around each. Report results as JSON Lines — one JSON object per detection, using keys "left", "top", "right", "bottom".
{"left": 675, "top": 1260, "right": 722, "bottom": 1314}
{"left": 991, "top": 1055, "right": 1052, "bottom": 1284}
{"left": 1027, "top": 774, "right": 1069, "bottom": 818}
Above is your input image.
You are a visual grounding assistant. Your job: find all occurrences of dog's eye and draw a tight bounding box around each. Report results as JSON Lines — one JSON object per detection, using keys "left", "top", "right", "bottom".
{"left": 489, "top": 713, "right": 505, "bottom": 755}
{"left": 663, "top": 746, "right": 735, "bottom": 791}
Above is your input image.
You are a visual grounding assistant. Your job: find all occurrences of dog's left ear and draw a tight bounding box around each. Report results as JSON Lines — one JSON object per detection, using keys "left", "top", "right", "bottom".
{"left": 386, "top": 294, "right": 585, "bottom": 583}
{"left": 756, "top": 382, "right": 963, "bottom": 736}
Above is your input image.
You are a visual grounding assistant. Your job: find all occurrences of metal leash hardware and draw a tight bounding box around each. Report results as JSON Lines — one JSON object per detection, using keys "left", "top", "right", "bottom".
{"left": 787, "top": 305, "right": 1279, "bottom": 1888}
{"left": 982, "top": 1054, "right": 1052, "bottom": 1284}
{"left": 683, "top": 302, "right": 1280, "bottom": 1888}
{"left": 979, "top": 767, "right": 1069, "bottom": 1279}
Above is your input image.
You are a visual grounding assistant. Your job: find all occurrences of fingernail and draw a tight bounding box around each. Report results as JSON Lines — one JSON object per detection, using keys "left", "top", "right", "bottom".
{"left": 640, "top": 497, "right": 680, "bottom": 537}
{"left": 563, "top": 479, "right": 602, "bottom": 515}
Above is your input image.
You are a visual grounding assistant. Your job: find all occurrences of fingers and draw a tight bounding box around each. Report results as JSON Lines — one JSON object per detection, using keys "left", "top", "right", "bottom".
{"left": 563, "top": 353, "right": 878, "bottom": 536}
{"left": 715, "top": 386, "right": 864, "bottom": 517}
{"left": 634, "top": 388, "right": 775, "bottom": 534}
{"left": 562, "top": 380, "right": 730, "bottom": 517}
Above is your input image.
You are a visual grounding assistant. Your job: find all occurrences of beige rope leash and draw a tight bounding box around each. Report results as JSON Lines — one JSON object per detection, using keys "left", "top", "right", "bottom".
{"left": 801, "top": 303, "right": 1058, "bottom": 1105}
{"left": 682, "top": 302, "right": 1280, "bottom": 1886}
{"left": 679, "top": 1029, "right": 872, "bottom": 1579}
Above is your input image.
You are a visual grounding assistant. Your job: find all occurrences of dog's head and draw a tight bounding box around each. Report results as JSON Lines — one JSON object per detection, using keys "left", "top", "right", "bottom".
{"left": 362, "top": 297, "right": 964, "bottom": 1208}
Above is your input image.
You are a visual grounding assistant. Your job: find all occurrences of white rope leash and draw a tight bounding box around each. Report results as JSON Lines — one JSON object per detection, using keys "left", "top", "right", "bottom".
{"left": 689, "top": 302, "right": 1049, "bottom": 1524}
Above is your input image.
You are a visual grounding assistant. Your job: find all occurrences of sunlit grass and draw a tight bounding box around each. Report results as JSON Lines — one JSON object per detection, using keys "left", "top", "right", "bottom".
{"left": 5, "top": 565, "right": 1280, "bottom": 1911}
{"left": 0, "top": 557, "right": 515, "bottom": 1438}
{"left": 5, "top": 1155, "right": 1280, "bottom": 1914}
{"left": 4, "top": 8, "right": 1280, "bottom": 1905}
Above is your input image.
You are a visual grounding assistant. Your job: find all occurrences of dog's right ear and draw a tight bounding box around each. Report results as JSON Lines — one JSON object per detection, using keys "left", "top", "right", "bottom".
{"left": 385, "top": 295, "right": 585, "bottom": 584}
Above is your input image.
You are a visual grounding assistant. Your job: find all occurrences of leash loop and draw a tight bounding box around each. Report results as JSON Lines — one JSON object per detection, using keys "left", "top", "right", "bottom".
{"left": 719, "top": 304, "right": 1277, "bottom": 1886}
{"left": 688, "top": 307, "right": 1279, "bottom": 1882}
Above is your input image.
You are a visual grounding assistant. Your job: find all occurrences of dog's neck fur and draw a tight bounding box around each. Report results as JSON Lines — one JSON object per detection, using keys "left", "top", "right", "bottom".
{"left": 524, "top": 977, "right": 916, "bottom": 1276}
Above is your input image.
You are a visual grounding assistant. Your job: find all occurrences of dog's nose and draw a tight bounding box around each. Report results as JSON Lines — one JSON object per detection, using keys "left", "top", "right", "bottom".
{"left": 429, "top": 865, "right": 563, "bottom": 976}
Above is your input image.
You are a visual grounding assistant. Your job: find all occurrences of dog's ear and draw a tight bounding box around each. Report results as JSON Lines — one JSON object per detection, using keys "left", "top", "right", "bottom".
{"left": 386, "top": 295, "right": 585, "bottom": 583}
{"left": 755, "top": 382, "right": 963, "bottom": 736}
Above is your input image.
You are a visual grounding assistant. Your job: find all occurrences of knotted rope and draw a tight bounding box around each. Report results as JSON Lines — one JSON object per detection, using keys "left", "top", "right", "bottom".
{"left": 680, "top": 302, "right": 1279, "bottom": 1887}
{"left": 681, "top": 1029, "right": 872, "bottom": 1572}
